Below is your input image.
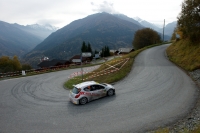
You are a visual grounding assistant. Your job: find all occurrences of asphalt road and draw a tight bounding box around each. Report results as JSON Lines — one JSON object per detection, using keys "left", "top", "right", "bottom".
{"left": 0, "top": 44, "right": 198, "bottom": 133}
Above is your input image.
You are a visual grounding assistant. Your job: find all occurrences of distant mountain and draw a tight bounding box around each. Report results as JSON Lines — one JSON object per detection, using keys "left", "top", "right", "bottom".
{"left": 0, "top": 21, "right": 42, "bottom": 57}
{"left": 27, "top": 23, "right": 58, "bottom": 31}
{"left": 134, "top": 17, "right": 175, "bottom": 39}
{"left": 134, "top": 17, "right": 161, "bottom": 32}
{"left": 24, "top": 12, "right": 143, "bottom": 67}
{"left": 113, "top": 14, "right": 143, "bottom": 27}
{"left": 0, "top": 21, "right": 58, "bottom": 58}
{"left": 162, "top": 21, "right": 177, "bottom": 37}
{"left": 13, "top": 23, "right": 59, "bottom": 40}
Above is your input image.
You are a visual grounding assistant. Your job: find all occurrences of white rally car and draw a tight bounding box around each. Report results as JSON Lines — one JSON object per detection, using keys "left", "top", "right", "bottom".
{"left": 69, "top": 81, "right": 115, "bottom": 105}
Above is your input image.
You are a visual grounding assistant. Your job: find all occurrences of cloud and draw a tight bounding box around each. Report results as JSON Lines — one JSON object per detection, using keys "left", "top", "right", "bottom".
{"left": 91, "top": 1, "right": 119, "bottom": 14}
{"left": 36, "top": 19, "right": 62, "bottom": 26}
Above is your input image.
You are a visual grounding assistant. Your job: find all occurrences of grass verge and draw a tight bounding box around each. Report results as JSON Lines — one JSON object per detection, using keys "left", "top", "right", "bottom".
{"left": 64, "top": 43, "right": 164, "bottom": 89}
{"left": 166, "top": 39, "right": 200, "bottom": 71}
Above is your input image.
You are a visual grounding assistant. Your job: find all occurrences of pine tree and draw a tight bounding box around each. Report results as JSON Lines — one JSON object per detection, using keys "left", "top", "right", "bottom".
{"left": 81, "top": 41, "right": 87, "bottom": 52}
{"left": 101, "top": 47, "right": 105, "bottom": 57}
{"left": 87, "top": 42, "right": 92, "bottom": 53}
{"left": 101, "top": 46, "right": 110, "bottom": 57}
{"left": 107, "top": 46, "right": 110, "bottom": 56}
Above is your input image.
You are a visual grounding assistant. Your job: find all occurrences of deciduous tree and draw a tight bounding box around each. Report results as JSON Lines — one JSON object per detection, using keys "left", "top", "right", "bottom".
{"left": 22, "top": 64, "right": 32, "bottom": 70}
{"left": 0, "top": 56, "right": 22, "bottom": 73}
{"left": 177, "top": 0, "right": 200, "bottom": 42}
{"left": 132, "top": 28, "right": 161, "bottom": 50}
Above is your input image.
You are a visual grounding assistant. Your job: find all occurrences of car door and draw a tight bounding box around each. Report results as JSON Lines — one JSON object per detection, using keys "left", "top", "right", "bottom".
{"left": 97, "top": 85, "right": 107, "bottom": 97}
{"left": 83, "top": 87, "right": 93, "bottom": 101}
{"left": 90, "top": 85, "right": 100, "bottom": 100}
{"left": 91, "top": 85, "right": 106, "bottom": 99}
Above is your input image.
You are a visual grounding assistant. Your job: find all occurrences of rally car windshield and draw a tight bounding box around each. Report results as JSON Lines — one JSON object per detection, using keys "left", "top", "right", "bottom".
{"left": 101, "top": 83, "right": 107, "bottom": 86}
{"left": 72, "top": 87, "right": 79, "bottom": 94}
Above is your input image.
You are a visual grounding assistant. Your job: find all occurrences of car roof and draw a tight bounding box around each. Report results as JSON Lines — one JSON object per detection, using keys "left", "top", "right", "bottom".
{"left": 74, "top": 81, "right": 97, "bottom": 88}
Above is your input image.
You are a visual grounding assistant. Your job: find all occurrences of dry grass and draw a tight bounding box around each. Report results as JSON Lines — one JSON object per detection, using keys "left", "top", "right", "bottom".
{"left": 152, "top": 128, "right": 170, "bottom": 133}
{"left": 166, "top": 39, "right": 200, "bottom": 71}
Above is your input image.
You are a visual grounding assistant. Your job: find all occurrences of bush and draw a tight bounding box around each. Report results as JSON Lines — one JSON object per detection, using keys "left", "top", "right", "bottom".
{"left": 0, "top": 56, "right": 21, "bottom": 73}
{"left": 22, "top": 64, "right": 32, "bottom": 70}
{"left": 132, "top": 28, "right": 161, "bottom": 50}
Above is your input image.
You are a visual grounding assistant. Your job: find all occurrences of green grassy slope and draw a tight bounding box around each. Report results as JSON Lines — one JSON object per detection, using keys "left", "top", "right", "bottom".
{"left": 166, "top": 39, "right": 200, "bottom": 71}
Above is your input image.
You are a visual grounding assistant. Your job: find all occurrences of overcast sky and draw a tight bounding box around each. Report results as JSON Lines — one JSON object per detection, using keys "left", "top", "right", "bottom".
{"left": 0, "top": 0, "right": 183, "bottom": 28}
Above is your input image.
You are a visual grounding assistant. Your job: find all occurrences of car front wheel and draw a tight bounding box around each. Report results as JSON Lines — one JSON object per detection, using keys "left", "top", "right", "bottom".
{"left": 107, "top": 89, "right": 114, "bottom": 96}
{"left": 79, "top": 97, "right": 88, "bottom": 105}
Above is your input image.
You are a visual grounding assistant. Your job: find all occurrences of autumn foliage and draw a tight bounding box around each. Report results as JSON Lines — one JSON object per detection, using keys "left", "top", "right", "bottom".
{"left": 0, "top": 56, "right": 32, "bottom": 73}
{"left": 132, "top": 28, "right": 161, "bottom": 50}
{"left": 177, "top": 0, "right": 200, "bottom": 42}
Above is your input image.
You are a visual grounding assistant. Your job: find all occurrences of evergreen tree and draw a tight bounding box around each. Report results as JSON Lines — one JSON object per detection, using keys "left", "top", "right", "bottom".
{"left": 81, "top": 41, "right": 87, "bottom": 52}
{"left": 105, "top": 46, "right": 109, "bottom": 57}
{"left": 101, "top": 46, "right": 110, "bottom": 57}
{"left": 106, "top": 46, "right": 110, "bottom": 56}
{"left": 87, "top": 42, "right": 92, "bottom": 53}
{"left": 94, "top": 50, "right": 99, "bottom": 54}
{"left": 101, "top": 47, "right": 105, "bottom": 57}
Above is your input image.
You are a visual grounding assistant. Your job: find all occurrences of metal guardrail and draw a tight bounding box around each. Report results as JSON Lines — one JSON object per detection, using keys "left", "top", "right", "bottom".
{"left": 0, "top": 65, "right": 69, "bottom": 79}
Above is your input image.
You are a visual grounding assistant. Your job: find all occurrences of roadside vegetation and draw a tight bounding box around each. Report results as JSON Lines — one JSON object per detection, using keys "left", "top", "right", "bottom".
{"left": 132, "top": 28, "right": 161, "bottom": 50}
{"left": 166, "top": 0, "right": 200, "bottom": 72}
{"left": 0, "top": 55, "right": 32, "bottom": 73}
{"left": 166, "top": 39, "right": 200, "bottom": 71}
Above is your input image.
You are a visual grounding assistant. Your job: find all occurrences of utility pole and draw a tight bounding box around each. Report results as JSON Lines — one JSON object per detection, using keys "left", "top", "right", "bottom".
{"left": 163, "top": 19, "right": 165, "bottom": 42}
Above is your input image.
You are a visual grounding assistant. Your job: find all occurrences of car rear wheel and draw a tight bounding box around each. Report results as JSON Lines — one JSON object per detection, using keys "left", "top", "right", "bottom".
{"left": 79, "top": 97, "right": 88, "bottom": 105}
{"left": 107, "top": 89, "right": 114, "bottom": 96}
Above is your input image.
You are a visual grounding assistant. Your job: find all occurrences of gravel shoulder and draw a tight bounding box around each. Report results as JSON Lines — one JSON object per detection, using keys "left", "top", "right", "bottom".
{"left": 148, "top": 48, "right": 200, "bottom": 133}
{"left": 168, "top": 69, "right": 200, "bottom": 132}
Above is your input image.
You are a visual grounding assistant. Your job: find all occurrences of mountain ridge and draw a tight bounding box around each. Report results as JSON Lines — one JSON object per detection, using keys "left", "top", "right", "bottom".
{"left": 0, "top": 21, "right": 58, "bottom": 57}
{"left": 0, "top": 12, "right": 176, "bottom": 67}
{"left": 24, "top": 12, "right": 144, "bottom": 67}
{"left": 133, "top": 16, "right": 177, "bottom": 36}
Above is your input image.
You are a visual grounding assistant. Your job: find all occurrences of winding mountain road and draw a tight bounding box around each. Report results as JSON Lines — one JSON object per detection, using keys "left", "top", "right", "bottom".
{"left": 0, "top": 44, "right": 198, "bottom": 133}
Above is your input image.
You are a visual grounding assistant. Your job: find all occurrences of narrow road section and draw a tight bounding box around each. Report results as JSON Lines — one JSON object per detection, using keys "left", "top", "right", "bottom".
{"left": 0, "top": 44, "right": 198, "bottom": 133}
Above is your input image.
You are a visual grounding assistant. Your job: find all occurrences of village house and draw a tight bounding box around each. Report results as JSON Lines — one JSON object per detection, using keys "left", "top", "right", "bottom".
{"left": 115, "top": 48, "right": 134, "bottom": 55}
{"left": 69, "top": 55, "right": 92, "bottom": 65}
